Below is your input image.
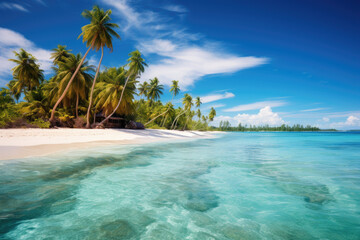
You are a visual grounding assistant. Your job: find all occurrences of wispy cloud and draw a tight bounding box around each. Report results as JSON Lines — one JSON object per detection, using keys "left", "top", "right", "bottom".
{"left": 162, "top": 4, "right": 188, "bottom": 13}
{"left": 203, "top": 103, "right": 225, "bottom": 110}
{"left": 101, "top": 0, "right": 268, "bottom": 89}
{"left": 224, "top": 100, "right": 287, "bottom": 112}
{"left": 0, "top": 3, "right": 28, "bottom": 12}
{"left": 0, "top": 27, "right": 52, "bottom": 86}
{"left": 200, "top": 92, "right": 235, "bottom": 103}
{"left": 300, "top": 108, "right": 328, "bottom": 112}
{"left": 140, "top": 39, "right": 267, "bottom": 89}
{"left": 213, "top": 106, "right": 285, "bottom": 126}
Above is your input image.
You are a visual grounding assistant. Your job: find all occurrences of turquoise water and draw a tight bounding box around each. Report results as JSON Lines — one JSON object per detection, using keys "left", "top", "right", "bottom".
{"left": 1, "top": 132, "right": 360, "bottom": 239}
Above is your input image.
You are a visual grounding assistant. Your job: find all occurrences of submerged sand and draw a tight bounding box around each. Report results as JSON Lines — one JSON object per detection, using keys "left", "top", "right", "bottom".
{"left": 0, "top": 128, "right": 218, "bottom": 161}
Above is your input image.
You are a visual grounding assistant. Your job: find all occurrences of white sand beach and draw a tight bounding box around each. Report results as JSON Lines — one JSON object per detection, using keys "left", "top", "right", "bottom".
{"left": 0, "top": 128, "right": 218, "bottom": 160}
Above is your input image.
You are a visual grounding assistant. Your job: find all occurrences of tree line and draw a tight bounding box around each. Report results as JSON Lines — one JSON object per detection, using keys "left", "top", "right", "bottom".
{"left": 0, "top": 5, "right": 217, "bottom": 130}
{"left": 217, "top": 121, "right": 334, "bottom": 132}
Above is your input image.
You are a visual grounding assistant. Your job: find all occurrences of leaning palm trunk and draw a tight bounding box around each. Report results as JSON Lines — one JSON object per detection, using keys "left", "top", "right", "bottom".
{"left": 170, "top": 110, "right": 186, "bottom": 129}
{"left": 174, "top": 116, "right": 181, "bottom": 129}
{"left": 161, "top": 114, "right": 168, "bottom": 127}
{"left": 86, "top": 46, "right": 104, "bottom": 128}
{"left": 182, "top": 118, "right": 189, "bottom": 130}
{"left": 144, "top": 108, "right": 169, "bottom": 126}
{"left": 99, "top": 74, "right": 131, "bottom": 126}
{"left": 50, "top": 40, "right": 95, "bottom": 123}
{"left": 144, "top": 95, "right": 174, "bottom": 126}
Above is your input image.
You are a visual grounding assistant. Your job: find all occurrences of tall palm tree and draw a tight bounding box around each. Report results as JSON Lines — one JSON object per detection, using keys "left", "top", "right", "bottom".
{"left": 148, "top": 77, "right": 164, "bottom": 102}
{"left": 84, "top": 6, "right": 120, "bottom": 128}
{"left": 50, "top": 5, "right": 119, "bottom": 123}
{"left": 50, "top": 45, "right": 71, "bottom": 64}
{"left": 99, "top": 50, "right": 147, "bottom": 126}
{"left": 195, "top": 96, "right": 202, "bottom": 109}
{"left": 19, "top": 84, "right": 49, "bottom": 120}
{"left": 56, "top": 53, "right": 94, "bottom": 117}
{"left": 6, "top": 80, "right": 21, "bottom": 103}
{"left": 196, "top": 109, "right": 201, "bottom": 121}
{"left": 138, "top": 81, "right": 149, "bottom": 100}
{"left": 209, "top": 107, "right": 216, "bottom": 121}
{"left": 171, "top": 93, "right": 193, "bottom": 129}
{"left": 94, "top": 67, "right": 136, "bottom": 117}
{"left": 144, "top": 80, "right": 179, "bottom": 126}
{"left": 9, "top": 49, "right": 44, "bottom": 97}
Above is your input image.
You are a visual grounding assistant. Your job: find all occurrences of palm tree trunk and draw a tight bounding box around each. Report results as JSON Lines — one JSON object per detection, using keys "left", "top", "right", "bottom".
{"left": 93, "top": 108, "right": 97, "bottom": 125}
{"left": 144, "top": 108, "right": 169, "bottom": 126}
{"left": 170, "top": 110, "right": 186, "bottom": 129}
{"left": 75, "top": 93, "right": 79, "bottom": 118}
{"left": 86, "top": 46, "right": 104, "bottom": 128}
{"left": 49, "top": 40, "right": 95, "bottom": 123}
{"left": 99, "top": 73, "right": 132, "bottom": 126}
{"left": 183, "top": 117, "right": 189, "bottom": 130}
{"left": 161, "top": 114, "right": 168, "bottom": 127}
{"left": 145, "top": 95, "right": 174, "bottom": 127}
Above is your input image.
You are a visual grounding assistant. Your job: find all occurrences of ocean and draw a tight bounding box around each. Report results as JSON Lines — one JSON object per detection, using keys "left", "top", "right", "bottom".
{"left": 1, "top": 132, "right": 360, "bottom": 239}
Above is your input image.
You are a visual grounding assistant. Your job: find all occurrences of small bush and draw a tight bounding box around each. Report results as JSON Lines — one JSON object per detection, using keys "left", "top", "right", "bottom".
{"left": 31, "top": 119, "right": 50, "bottom": 128}
{"left": 5, "top": 118, "right": 36, "bottom": 128}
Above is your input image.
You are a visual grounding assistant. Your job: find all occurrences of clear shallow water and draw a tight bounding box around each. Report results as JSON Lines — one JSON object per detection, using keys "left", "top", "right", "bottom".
{"left": 1, "top": 132, "right": 360, "bottom": 240}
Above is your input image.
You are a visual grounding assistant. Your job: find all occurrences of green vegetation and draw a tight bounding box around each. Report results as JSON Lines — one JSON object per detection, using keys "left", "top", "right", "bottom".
{"left": 0, "top": 5, "right": 216, "bottom": 130}
{"left": 217, "top": 121, "right": 332, "bottom": 132}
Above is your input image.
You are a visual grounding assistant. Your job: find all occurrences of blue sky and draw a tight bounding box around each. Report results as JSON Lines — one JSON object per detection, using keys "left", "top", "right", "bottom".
{"left": 0, "top": 0, "right": 359, "bottom": 129}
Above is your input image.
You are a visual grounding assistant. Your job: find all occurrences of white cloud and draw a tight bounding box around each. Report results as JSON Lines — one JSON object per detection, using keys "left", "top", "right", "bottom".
{"left": 326, "top": 115, "right": 360, "bottom": 130}
{"left": 139, "top": 39, "right": 267, "bottom": 88}
{"left": 0, "top": 3, "right": 28, "bottom": 12}
{"left": 101, "top": 0, "right": 268, "bottom": 89}
{"left": 300, "top": 108, "right": 328, "bottom": 112}
{"left": 0, "top": 27, "right": 52, "bottom": 85}
{"left": 203, "top": 104, "right": 225, "bottom": 110}
{"left": 101, "top": 0, "right": 159, "bottom": 34}
{"left": 322, "top": 117, "right": 330, "bottom": 122}
{"left": 162, "top": 5, "right": 188, "bottom": 13}
{"left": 224, "top": 100, "right": 287, "bottom": 112}
{"left": 0, "top": 28, "right": 32, "bottom": 47}
{"left": 213, "top": 106, "right": 285, "bottom": 126}
{"left": 201, "top": 92, "right": 235, "bottom": 103}
{"left": 345, "top": 116, "right": 360, "bottom": 126}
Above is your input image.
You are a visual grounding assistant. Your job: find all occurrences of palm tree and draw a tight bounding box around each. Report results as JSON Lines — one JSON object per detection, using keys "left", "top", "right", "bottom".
{"left": 148, "top": 77, "right": 164, "bottom": 102}
{"left": 161, "top": 103, "right": 175, "bottom": 127}
{"left": 56, "top": 53, "right": 94, "bottom": 117}
{"left": 6, "top": 80, "right": 21, "bottom": 103}
{"left": 9, "top": 49, "right": 44, "bottom": 97}
{"left": 171, "top": 93, "right": 193, "bottom": 129}
{"left": 50, "top": 5, "right": 119, "bottom": 123}
{"left": 144, "top": 80, "right": 179, "bottom": 126}
{"left": 195, "top": 96, "right": 202, "bottom": 108}
{"left": 194, "top": 109, "right": 203, "bottom": 129}
{"left": 94, "top": 67, "right": 136, "bottom": 117}
{"left": 196, "top": 109, "right": 201, "bottom": 121}
{"left": 138, "top": 81, "right": 149, "bottom": 100}
{"left": 209, "top": 107, "right": 216, "bottom": 121}
{"left": 99, "top": 50, "right": 147, "bottom": 126}
{"left": 50, "top": 45, "right": 71, "bottom": 64}
{"left": 84, "top": 6, "right": 120, "bottom": 128}
{"left": 19, "top": 84, "right": 49, "bottom": 120}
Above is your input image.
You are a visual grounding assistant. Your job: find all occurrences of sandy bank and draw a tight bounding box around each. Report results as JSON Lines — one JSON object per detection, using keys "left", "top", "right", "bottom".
{"left": 0, "top": 128, "right": 218, "bottom": 160}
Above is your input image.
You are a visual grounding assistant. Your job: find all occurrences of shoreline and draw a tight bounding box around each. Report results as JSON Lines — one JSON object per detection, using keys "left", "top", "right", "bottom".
{"left": 0, "top": 128, "right": 219, "bottom": 161}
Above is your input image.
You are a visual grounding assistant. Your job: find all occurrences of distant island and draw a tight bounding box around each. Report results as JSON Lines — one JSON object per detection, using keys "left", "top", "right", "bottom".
{"left": 214, "top": 120, "right": 336, "bottom": 132}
